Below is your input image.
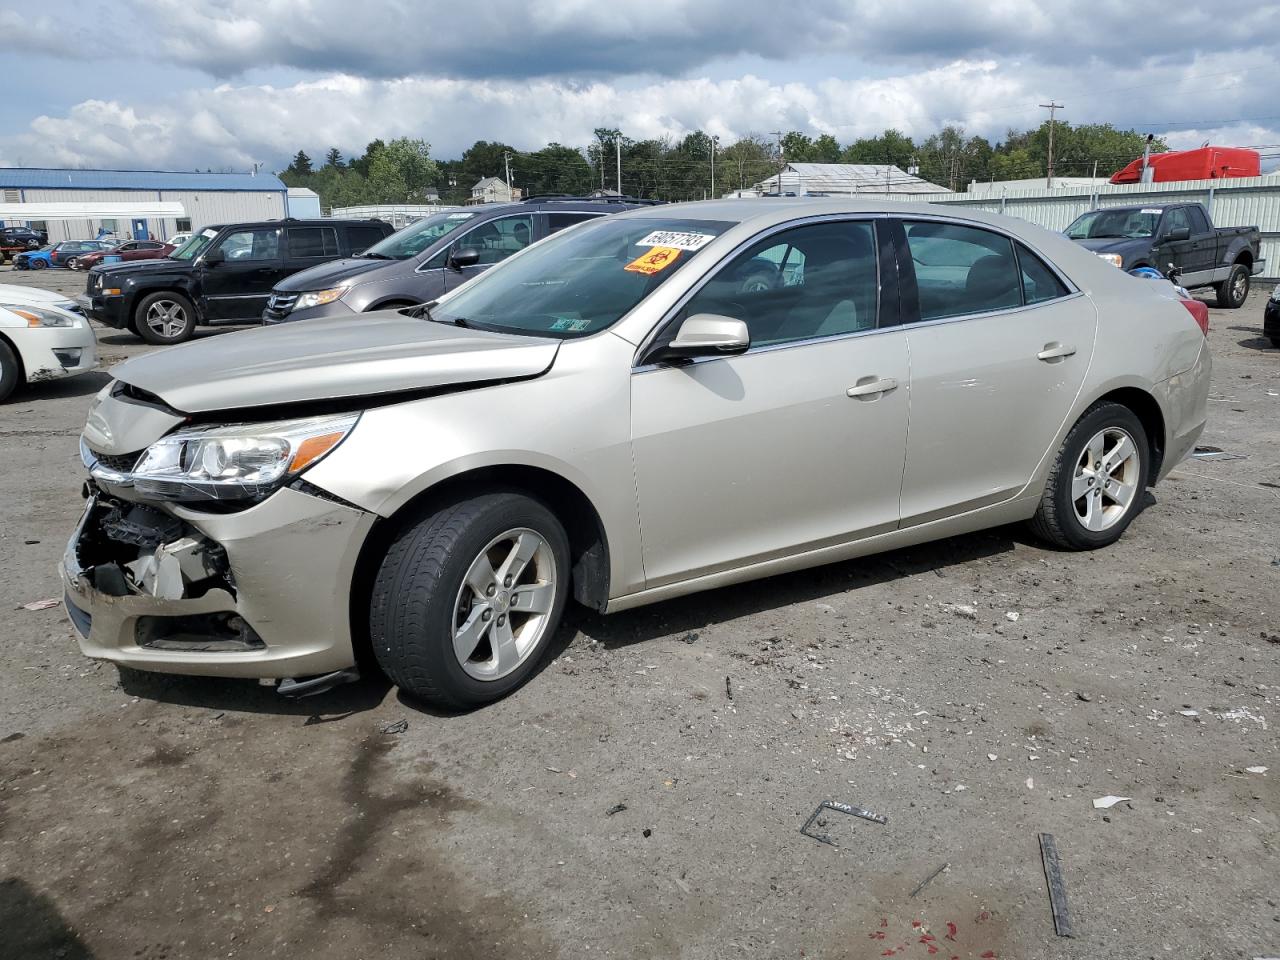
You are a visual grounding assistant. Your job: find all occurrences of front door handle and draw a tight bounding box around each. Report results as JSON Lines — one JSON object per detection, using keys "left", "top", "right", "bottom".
{"left": 846, "top": 377, "right": 899, "bottom": 399}
{"left": 1037, "top": 343, "right": 1077, "bottom": 363}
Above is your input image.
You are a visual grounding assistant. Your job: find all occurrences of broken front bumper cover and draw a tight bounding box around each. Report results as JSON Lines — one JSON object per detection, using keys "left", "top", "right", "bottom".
{"left": 60, "top": 485, "right": 377, "bottom": 678}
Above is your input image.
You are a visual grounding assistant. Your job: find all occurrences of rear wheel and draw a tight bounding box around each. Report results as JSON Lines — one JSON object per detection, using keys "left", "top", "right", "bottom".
{"left": 67, "top": 257, "right": 80, "bottom": 271}
{"left": 135, "top": 291, "right": 196, "bottom": 344}
{"left": 1030, "top": 402, "right": 1150, "bottom": 550}
{"left": 370, "top": 492, "right": 571, "bottom": 709}
{"left": 0, "top": 340, "right": 21, "bottom": 402}
{"left": 1214, "top": 262, "right": 1249, "bottom": 309}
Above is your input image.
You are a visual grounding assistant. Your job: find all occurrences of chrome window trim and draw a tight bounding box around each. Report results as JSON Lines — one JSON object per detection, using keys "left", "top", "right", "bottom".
{"left": 632, "top": 212, "right": 890, "bottom": 369}
{"left": 890, "top": 289, "right": 1088, "bottom": 334}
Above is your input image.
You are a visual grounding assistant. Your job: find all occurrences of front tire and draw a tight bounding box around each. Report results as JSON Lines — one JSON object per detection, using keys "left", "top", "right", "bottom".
{"left": 1214, "top": 262, "right": 1249, "bottom": 309}
{"left": 30, "top": 258, "right": 46, "bottom": 270}
{"left": 135, "top": 291, "right": 196, "bottom": 344}
{"left": 1030, "top": 402, "right": 1150, "bottom": 550}
{"left": 370, "top": 492, "right": 571, "bottom": 709}
{"left": 0, "top": 339, "right": 21, "bottom": 402}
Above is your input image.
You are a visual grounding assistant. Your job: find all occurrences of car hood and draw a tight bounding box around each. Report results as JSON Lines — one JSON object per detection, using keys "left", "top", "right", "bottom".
{"left": 109, "top": 312, "right": 561, "bottom": 413}
{"left": 94, "top": 258, "right": 187, "bottom": 278}
{"left": 1071, "top": 237, "right": 1151, "bottom": 257}
{"left": 0, "top": 283, "right": 74, "bottom": 306}
{"left": 275, "top": 257, "right": 394, "bottom": 291}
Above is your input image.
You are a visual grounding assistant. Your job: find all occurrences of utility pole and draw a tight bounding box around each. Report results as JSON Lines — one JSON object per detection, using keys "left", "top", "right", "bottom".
{"left": 503, "top": 151, "right": 512, "bottom": 193}
{"left": 1039, "top": 100, "right": 1063, "bottom": 188}
{"left": 711, "top": 135, "right": 719, "bottom": 198}
{"left": 770, "top": 130, "right": 784, "bottom": 195}
{"left": 616, "top": 136, "right": 622, "bottom": 195}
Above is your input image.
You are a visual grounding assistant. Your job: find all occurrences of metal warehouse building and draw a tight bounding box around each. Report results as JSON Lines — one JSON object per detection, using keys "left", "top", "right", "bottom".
{"left": 0, "top": 168, "right": 288, "bottom": 244}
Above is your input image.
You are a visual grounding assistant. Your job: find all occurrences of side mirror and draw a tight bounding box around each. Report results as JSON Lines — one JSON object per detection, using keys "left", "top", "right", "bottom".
{"left": 202, "top": 247, "right": 224, "bottom": 266}
{"left": 664, "top": 313, "right": 750, "bottom": 359}
{"left": 449, "top": 247, "right": 480, "bottom": 270}
{"left": 1164, "top": 226, "right": 1190, "bottom": 242}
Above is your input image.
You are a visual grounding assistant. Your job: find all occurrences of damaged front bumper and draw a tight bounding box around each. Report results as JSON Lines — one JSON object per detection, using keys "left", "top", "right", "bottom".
{"left": 60, "top": 484, "right": 377, "bottom": 678}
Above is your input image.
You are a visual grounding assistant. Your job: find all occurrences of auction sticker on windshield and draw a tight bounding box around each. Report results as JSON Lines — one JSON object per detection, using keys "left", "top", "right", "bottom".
{"left": 635, "top": 230, "right": 716, "bottom": 251}
{"left": 625, "top": 247, "right": 682, "bottom": 275}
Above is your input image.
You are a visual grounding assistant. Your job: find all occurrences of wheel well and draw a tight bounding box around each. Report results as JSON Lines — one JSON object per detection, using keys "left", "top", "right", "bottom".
{"left": 347, "top": 464, "right": 611, "bottom": 672}
{"left": 367, "top": 298, "right": 417, "bottom": 312}
{"left": 1096, "top": 387, "right": 1165, "bottom": 479}
{"left": 1234, "top": 250, "right": 1253, "bottom": 267}
{"left": 0, "top": 331, "right": 26, "bottom": 381}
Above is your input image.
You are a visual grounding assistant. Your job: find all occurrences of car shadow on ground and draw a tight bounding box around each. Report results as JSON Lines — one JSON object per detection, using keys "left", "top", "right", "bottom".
{"left": 117, "top": 666, "right": 394, "bottom": 718}
{"left": 16, "top": 371, "right": 111, "bottom": 401}
{"left": 0, "top": 877, "right": 97, "bottom": 960}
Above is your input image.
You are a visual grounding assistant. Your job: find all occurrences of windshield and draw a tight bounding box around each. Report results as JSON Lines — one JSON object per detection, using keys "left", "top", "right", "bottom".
{"left": 433, "top": 216, "right": 732, "bottom": 339}
{"left": 362, "top": 212, "right": 478, "bottom": 260}
{"left": 170, "top": 227, "right": 218, "bottom": 261}
{"left": 1066, "top": 208, "right": 1161, "bottom": 240}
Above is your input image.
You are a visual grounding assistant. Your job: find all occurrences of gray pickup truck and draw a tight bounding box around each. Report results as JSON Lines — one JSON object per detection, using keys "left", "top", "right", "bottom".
{"left": 1065, "top": 202, "right": 1264, "bottom": 308}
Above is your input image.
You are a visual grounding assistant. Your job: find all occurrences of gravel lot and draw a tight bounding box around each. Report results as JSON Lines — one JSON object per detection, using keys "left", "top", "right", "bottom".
{"left": 1, "top": 265, "right": 1277, "bottom": 960}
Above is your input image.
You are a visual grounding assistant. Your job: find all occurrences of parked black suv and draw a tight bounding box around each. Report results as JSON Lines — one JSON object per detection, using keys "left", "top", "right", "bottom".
{"left": 263, "top": 196, "right": 661, "bottom": 324}
{"left": 82, "top": 218, "right": 393, "bottom": 344}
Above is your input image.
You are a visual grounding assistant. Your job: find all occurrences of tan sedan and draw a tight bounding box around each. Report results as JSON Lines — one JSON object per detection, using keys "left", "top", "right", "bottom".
{"left": 65, "top": 199, "right": 1210, "bottom": 706}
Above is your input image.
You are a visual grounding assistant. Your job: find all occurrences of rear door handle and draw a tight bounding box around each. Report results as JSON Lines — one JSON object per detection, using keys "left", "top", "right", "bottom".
{"left": 846, "top": 377, "right": 899, "bottom": 399}
{"left": 1037, "top": 343, "right": 1077, "bottom": 362}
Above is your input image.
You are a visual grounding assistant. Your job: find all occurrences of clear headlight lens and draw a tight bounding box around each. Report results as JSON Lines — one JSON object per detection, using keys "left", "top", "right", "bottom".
{"left": 1270, "top": 284, "right": 1280, "bottom": 303}
{"left": 295, "top": 287, "right": 347, "bottom": 310}
{"left": 129, "top": 413, "right": 358, "bottom": 501}
{"left": 1096, "top": 253, "right": 1123, "bottom": 268}
{"left": 3, "top": 304, "right": 75, "bottom": 327}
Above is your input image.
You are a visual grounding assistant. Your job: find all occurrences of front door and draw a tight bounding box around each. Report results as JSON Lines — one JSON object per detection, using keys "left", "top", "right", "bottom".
{"left": 895, "top": 219, "right": 1097, "bottom": 525}
{"left": 442, "top": 214, "right": 535, "bottom": 293}
{"left": 199, "top": 226, "right": 284, "bottom": 320}
{"left": 631, "top": 219, "right": 910, "bottom": 587}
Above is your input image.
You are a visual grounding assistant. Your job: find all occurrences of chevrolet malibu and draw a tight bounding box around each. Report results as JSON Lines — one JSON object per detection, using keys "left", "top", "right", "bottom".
{"left": 65, "top": 199, "right": 1211, "bottom": 707}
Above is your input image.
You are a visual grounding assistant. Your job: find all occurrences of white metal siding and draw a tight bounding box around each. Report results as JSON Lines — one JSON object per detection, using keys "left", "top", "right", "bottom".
{"left": 857, "top": 175, "right": 1280, "bottom": 278}
{"left": 9, "top": 188, "right": 285, "bottom": 243}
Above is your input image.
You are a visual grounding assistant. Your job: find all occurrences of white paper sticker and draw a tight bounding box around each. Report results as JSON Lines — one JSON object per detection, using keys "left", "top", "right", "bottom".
{"left": 447, "top": 213, "right": 474, "bottom": 220}
{"left": 636, "top": 230, "right": 716, "bottom": 251}
{"left": 1139, "top": 208, "right": 1163, "bottom": 215}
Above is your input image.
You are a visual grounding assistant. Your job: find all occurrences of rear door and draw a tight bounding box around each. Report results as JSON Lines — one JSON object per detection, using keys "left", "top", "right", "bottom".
{"left": 895, "top": 218, "right": 1097, "bottom": 526}
{"left": 539, "top": 211, "right": 604, "bottom": 240}
{"left": 346, "top": 223, "right": 389, "bottom": 256}
{"left": 199, "top": 226, "right": 283, "bottom": 320}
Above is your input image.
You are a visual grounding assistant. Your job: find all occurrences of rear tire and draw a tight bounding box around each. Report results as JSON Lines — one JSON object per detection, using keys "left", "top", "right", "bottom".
{"left": 134, "top": 291, "right": 197, "bottom": 344}
{"left": 67, "top": 257, "right": 80, "bottom": 271}
{"left": 0, "top": 340, "right": 21, "bottom": 402}
{"left": 369, "top": 492, "right": 571, "bottom": 709}
{"left": 1030, "top": 402, "right": 1150, "bottom": 550}
{"left": 1214, "top": 262, "right": 1249, "bottom": 309}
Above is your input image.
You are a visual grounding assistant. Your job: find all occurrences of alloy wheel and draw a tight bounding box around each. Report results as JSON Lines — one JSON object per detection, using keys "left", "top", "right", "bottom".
{"left": 1071, "top": 427, "right": 1140, "bottom": 532}
{"left": 145, "top": 300, "right": 189, "bottom": 340}
{"left": 1231, "top": 269, "right": 1248, "bottom": 304}
{"left": 451, "top": 527, "right": 557, "bottom": 681}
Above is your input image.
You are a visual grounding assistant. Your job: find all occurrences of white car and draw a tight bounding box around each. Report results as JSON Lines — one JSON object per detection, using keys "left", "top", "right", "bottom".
{"left": 0, "top": 287, "right": 98, "bottom": 401}
{"left": 166, "top": 233, "right": 193, "bottom": 249}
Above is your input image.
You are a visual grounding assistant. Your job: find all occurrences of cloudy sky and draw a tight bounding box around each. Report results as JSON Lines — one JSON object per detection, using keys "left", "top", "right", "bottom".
{"left": 2, "top": 0, "right": 1279, "bottom": 172}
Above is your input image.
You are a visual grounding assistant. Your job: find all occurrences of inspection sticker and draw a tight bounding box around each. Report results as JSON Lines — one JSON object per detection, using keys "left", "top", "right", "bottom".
{"left": 625, "top": 246, "right": 682, "bottom": 275}
{"left": 635, "top": 230, "right": 716, "bottom": 251}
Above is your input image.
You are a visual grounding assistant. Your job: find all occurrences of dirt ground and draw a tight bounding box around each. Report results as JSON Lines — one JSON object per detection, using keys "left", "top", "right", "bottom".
{"left": 1, "top": 264, "right": 1277, "bottom": 960}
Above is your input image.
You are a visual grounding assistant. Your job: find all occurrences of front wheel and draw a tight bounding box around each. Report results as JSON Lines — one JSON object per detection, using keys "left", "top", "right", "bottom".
{"left": 135, "top": 291, "right": 197, "bottom": 344}
{"left": 1214, "top": 262, "right": 1249, "bottom": 309}
{"left": 0, "top": 339, "right": 20, "bottom": 402}
{"left": 30, "top": 259, "right": 47, "bottom": 270}
{"left": 370, "top": 492, "right": 571, "bottom": 709}
{"left": 1030, "top": 402, "right": 1150, "bottom": 550}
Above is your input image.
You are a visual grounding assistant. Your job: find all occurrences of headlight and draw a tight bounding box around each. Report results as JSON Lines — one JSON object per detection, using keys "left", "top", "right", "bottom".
{"left": 1270, "top": 285, "right": 1280, "bottom": 303}
{"left": 294, "top": 287, "right": 347, "bottom": 310}
{"left": 127, "top": 413, "right": 358, "bottom": 502}
{"left": 2, "top": 304, "right": 75, "bottom": 327}
{"left": 1096, "top": 253, "right": 1123, "bottom": 268}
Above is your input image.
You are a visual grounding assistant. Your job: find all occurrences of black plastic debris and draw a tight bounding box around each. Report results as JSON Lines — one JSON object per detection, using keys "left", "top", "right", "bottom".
{"left": 606, "top": 803, "right": 627, "bottom": 816}
{"left": 1039, "top": 832, "right": 1075, "bottom": 938}
{"left": 800, "top": 800, "right": 887, "bottom": 846}
{"left": 382, "top": 719, "right": 409, "bottom": 735}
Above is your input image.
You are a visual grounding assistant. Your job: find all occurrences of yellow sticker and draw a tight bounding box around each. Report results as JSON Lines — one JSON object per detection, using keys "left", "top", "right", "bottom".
{"left": 625, "top": 246, "right": 682, "bottom": 275}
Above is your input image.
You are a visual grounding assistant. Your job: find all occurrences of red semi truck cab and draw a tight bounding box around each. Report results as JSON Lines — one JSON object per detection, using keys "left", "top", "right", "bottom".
{"left": 1110, "top": 146, "right": 1261, "bottom": 184}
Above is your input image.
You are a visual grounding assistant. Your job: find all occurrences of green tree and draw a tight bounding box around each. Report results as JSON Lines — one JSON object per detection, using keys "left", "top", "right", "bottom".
{"left": 516, "top": 143, "right": 592, "bottom": 196}
{"left": 460, "top": 140, "right": 516, "bottom": 190}
{"left": 324, "top": 147, "right": 344, "bottom": 169}
{"left": 286, "top": 150, "right": 313, "bottom": 177}
{"left": 840, "top": 129, "right": 916, "bottom": 168}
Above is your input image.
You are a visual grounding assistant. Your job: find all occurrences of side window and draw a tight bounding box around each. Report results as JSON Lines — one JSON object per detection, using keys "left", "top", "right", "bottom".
{"left": 347, "top": 224, "right": 387, "bottom": 254}
{"left": 1162, "top": 207, "right": 1191, "bottom": 237}
{"left": 216, "top": 228, "right": 280, "bottom": 262}
{"left": 140, "top": 241, "right": 164, "bottom": 250}
{"left": 1186, "top": 206, "right": 1210, "bottom": 234}
{"left": 547, "top": 212, "right": 600, "bottom": 236}
{"left": 286, "top": 226, "right": 339, "bottom": 259}
{"left": 1016, "top": 242, "right": 1069, "bottom": 305}
{"left": 461, "top": 215, "right": 534, "bottom": 266}
{"left": 677, "top": 221, "right": 878, "bottom": 348}
{"left": 903, "top": 221, "right": 1020, "bottom": 321}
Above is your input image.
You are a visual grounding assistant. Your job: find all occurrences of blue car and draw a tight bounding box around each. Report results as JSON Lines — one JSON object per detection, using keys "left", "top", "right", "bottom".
{"left": 14, "top": 240, "right": 114, "bottom": 270}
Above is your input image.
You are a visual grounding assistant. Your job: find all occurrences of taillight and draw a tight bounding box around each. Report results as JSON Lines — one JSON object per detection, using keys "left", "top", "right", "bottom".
{"left": 1179, "top": 298, "right": 1210, "bottom": 336}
